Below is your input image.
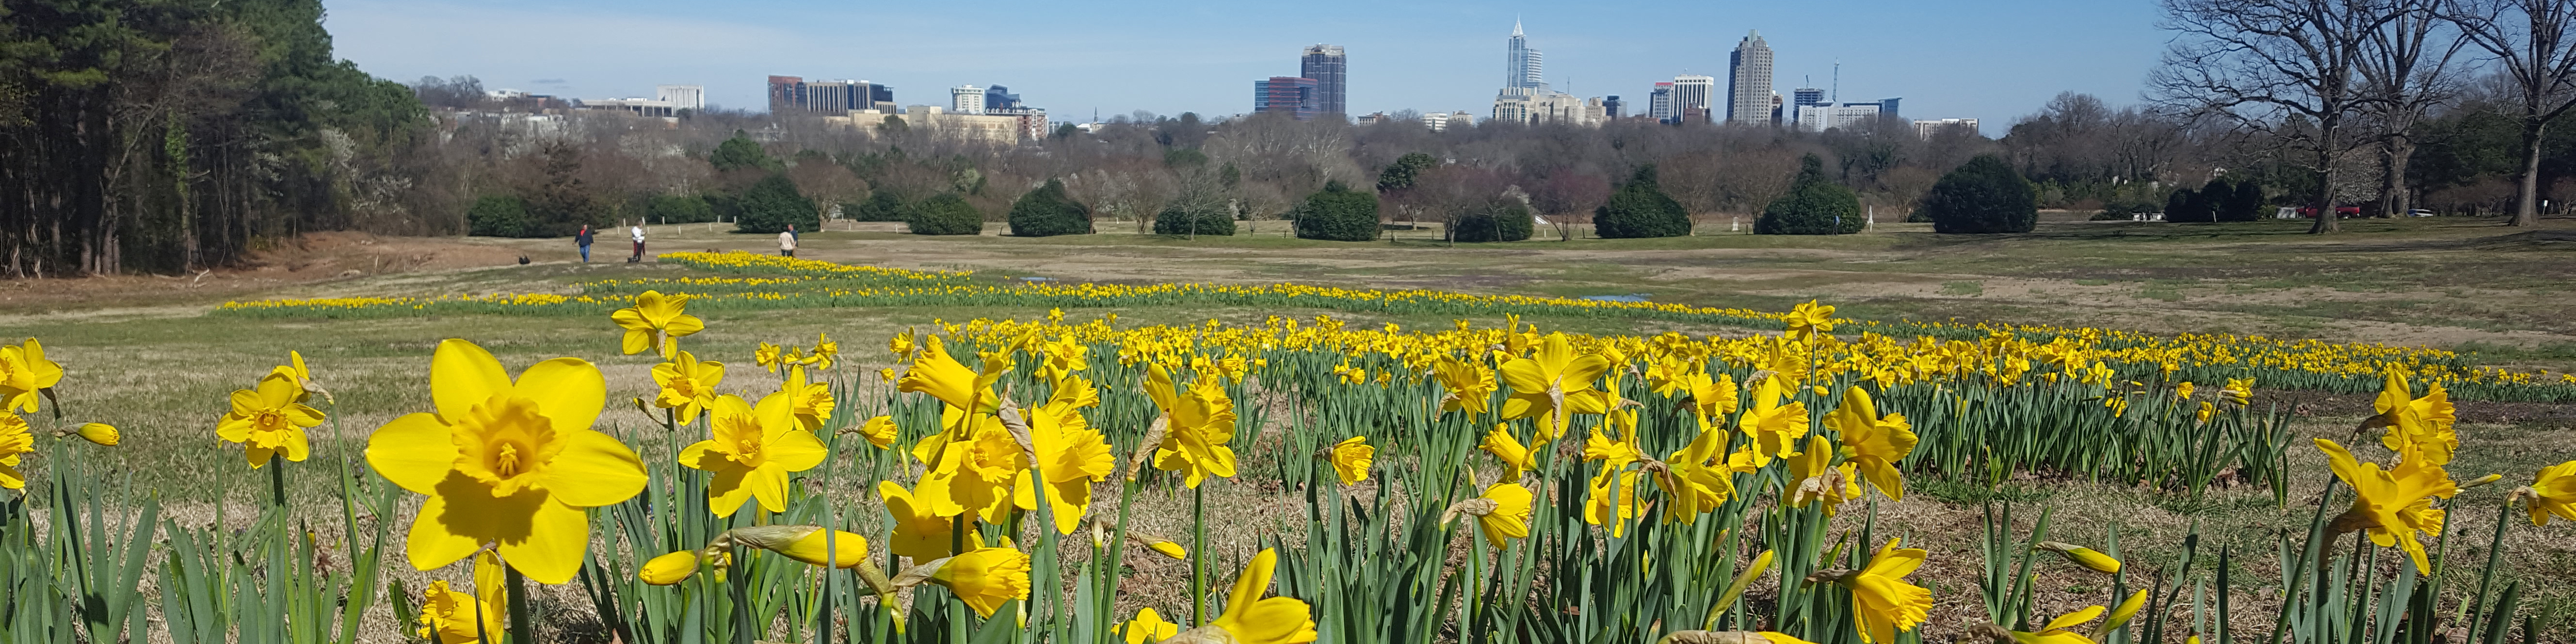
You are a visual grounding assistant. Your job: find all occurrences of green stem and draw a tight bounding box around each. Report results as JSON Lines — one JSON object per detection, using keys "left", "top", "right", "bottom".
{"left": 268, "top": 455, "right": 288, "bottom": 509}
{"left": 506, "top": 568, "right": 533, "bottom": 644}
{"left": 1192, "top": 484, "right": 1208, "bottom": 627}
{"left": 2463, "top": 496, "right": 2517, "bottom": 644}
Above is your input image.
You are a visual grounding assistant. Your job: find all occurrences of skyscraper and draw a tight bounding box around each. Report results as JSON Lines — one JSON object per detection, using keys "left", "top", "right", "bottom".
{"left": 1649, "top": 82, "right": 1674, "bottom": 121}
{"left": 1301, "top": 45, "right": 1347, "bottom": 116}
{"left": 1672, "top": 75, "right": 1714, "bottom": 124}
{"left": 1727, "top": 31, "right": 1774, "bottom": 126}
{"left": 985, "top": 85, "right": 1022, "bottom": 111}
{"left": 1505, "top": 20, "right": 1544, "bottom": 92}
{"left": 1603, "top": 95, "right": 1623, "bottom": 119}
{"left": 950, "top": 85, "right": 985, "bottom": 115}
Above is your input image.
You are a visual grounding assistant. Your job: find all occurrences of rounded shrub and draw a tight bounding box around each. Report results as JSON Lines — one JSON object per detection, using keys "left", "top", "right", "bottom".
{"left": 1756, "top": 155, "right": 1864, "bottom": 235}
{"left": 2166, "top": 187, "right": 2215, "bottom": 223}
{"left": 647, "top": 195, "right": 715, "bottom": 224}
{"left": 1920, "top": 155, "right": 2038, "bottom": 234}
{"left": 847, "top": 192, "right": 910, "bottom": 222}
{"left": 2221, "top": 180, "right": 2265, "bottom": 222}
{"left": 1593, "top": 165, "right": 1692, "bottom": 238}
{"left": 1452, "top": 201, "right": 1534, "bottom": 242}
{"left": 1007, "top": 178, "right": 1094, "bottom": 237}
{"left": 907, "top": 193, "right": 984, "bottom": 235}
{"left": 733, "top": 173, "right": 820, "bottom": 233}
{"left": 467, "top": 195, "right": 540, "bottom": 238}
{"left": 1154, "top": 204, "right": 1236, "bottom": 236}
{"left": 1294, "top": 181, "right": 1382, "bottom": 242}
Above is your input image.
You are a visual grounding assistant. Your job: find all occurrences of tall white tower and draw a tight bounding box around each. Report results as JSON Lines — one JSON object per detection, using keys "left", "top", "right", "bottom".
{"left": 1505, "top": 20, "right": 1545, "bottom": 92}
{"left": 1727, "top": 31, "right": 1775, "bottom": 126}
{"left": 950, "top": 85, "right": 986, "bottom": 115}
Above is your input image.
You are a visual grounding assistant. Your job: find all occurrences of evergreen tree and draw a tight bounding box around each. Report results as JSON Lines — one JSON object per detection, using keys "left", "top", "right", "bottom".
{"left": 2222, "top": 181, "right": 2266, "bottom": 221}
{"left": 1008, "top": 178, "right": 1094, "bottom": 237}
{"left": 1755, "top": 155, "right": 1864, "bottom": 235}
{"left": 1452, "top": 201, "right": 1535, "bottom": 242}
{"left": 848, "top": 192, "right": 910, "bottom": 222}
{"left": 1920, "top": 155, "right": 2038, "bottom": 234}
{"left": 2168, "top": 185, "right": 2216, "bottom": 223}
{"left": 466, "top": 195, "right": 536, "bottom": 238}
{"left": 1377, "top": 153, "right": 1438, "bottom": 192}
{"left": 709, "top": 134, "right": 780, "bottom": 172}
{"left": 908, "top": 193, "right": 985, "bottom": 235}
{"left": 1594, "top": 165, "right": 1693, "bottom": 238}
{"left": 1154, "top": 204, "right": 1236, "bottom": 236}
{"left": 1294, "top": 181, "right": 1383, "bottom": 241}
{"left": 733, "top": 173, "right": 819, "bottom": 233}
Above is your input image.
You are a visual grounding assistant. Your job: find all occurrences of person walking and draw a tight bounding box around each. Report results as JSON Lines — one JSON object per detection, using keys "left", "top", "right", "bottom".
{"left": 629, "top": 225, "right": 645, "bottom": 262}
{"left": 575, "top": 225, "right": 594, "bottom": 263}
{"left": 778, "top": 224, "right": 799, "bottom": 258}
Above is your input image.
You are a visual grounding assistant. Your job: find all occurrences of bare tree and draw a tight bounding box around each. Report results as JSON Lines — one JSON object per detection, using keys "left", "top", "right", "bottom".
{"left": 2153, "top": 0, "right": 2404, "bottom": 233}
{"left": 2451, "top": 0, "right": 2576, "bottom": 225}
{"left": 2357, "top": 0, "right": 2466, "bottom": 217}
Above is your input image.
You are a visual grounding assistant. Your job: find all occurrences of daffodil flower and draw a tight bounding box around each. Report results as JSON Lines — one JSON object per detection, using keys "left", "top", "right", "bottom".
{"left": 365, "top": 339, "right": 648, "bottom": 584}
{"left": 2317, "top": 438, "right": 2456, "bottom": 573}
{"left": 1122, "top": 608, "right": 1181, "bottom": 644}
{"left": 416, "top": 551, "right": 506, "bottom": 644}
{"left": 0, "top": 338, "right": 63, "bottom": 413}
{"left": 1499, "top": 333, "right": 1610, "bottom": 432}
{"left": 1015, "top": 398, "right": 1114, "bottom": 534}
{"left": 1471, "top": 482, "right": 1534, "bottom": 548}
{"left": 75, "top": 422, "right": 116, "bottom": 446}
{"left": 1166, "top": 548, "right": 1317, "bottom": 644}
{"left": 780, "top": 366, "right": 835, "bottom": 432}
{"left": 680, "top": 393, "right": 828, "bottom": 517}
{"left": 1736, "top": 376, "right": 1810, "bottom": 467}
{"left": 1481, "top": 423, "right": 1537, "bottom": 480}
{"left": 650, "top": 350, "right": 725, "bottom": 425}
{"left": 1834, "top": 537, "right": 1932, "bottom": 644}
{"left": 903, "top": 546, "right": 1030, "bottom": 618}
{"left": 1326, "top": 435, "right": 1374, "bottom": 485}
{"left": 1150, "top": 369, "right": 1239, "bottom": 488}
{"left": 218, "top": 372, "right": 323, "bottom": 467}
{"left": 2368, "top": 370, "right": 2456, "bottom": 466}
{"left": 880, "top": 480, "right": 964, "bottom": 563}
{"left": 1825, "top": 387, "right": 1917, "bottom": 501}
{"left": 611, "top": 290, "right": 703, "bottom": 357}
{"left": 2529, "top": 460, "right": 2576, "bottom": 526}
{"left": 0, "top": 412, "right": 33, "bottom": 489}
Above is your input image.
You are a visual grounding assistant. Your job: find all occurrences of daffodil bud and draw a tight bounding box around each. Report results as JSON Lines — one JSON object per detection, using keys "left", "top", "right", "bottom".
{"left": 76, "top": 423, "right": 117, "bottom": 446}
{"left": 2037, "top": 541, "right": 2123, "bottom": 574}
{"left": 2459, "top": 473, "right": 2504, "bottom": 490}
{"left": 2093, "top": 589, "right": 2149, "bottom": 639}
{"left": 727, "top": 525, "right": 869, "bottom": 569}
{"left": 1146, "top": 539, "right": 1187, "bottom": 560}
{"left": 640, "top": 551, "right": 700, "bottom": 585}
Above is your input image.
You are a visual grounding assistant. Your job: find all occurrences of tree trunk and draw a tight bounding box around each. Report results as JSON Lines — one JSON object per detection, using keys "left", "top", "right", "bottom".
{"left": 2512, "top": 118, "right": 2545, "bottom": 227}
{"left": 2310, "top": 125, "right": 2341, "bottom": 234}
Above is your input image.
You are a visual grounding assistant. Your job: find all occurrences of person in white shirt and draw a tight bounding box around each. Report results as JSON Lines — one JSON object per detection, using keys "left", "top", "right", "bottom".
{"left": 777, "top": 225, "right": 798, "bottom": 258}
{"left": 629, "top": 225, "right": 645, "bottom": 262}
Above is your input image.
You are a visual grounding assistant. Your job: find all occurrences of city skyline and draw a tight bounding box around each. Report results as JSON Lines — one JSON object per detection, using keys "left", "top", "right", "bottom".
{"left": 324, "top": 0, "right": 2169, "bottom": 135}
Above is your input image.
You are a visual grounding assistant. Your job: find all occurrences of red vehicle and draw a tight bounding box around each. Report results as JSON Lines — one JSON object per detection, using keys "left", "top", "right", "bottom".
{"left": 2296, "top": 206, "right": 2364, "bottom": 218}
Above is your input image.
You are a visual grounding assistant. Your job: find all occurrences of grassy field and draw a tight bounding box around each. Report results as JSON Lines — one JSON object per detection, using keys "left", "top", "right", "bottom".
{"left": 3, "top": 214, "right": 2573, "bottom": 644}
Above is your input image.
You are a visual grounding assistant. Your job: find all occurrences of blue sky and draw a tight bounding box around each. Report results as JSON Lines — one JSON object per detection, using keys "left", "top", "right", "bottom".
{"left": 325, "top": 0, "right": 2170, "bottom": 135}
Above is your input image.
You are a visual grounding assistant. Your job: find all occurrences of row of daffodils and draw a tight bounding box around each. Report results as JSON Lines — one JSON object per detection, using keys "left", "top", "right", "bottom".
{"left": 4, "top": 288, "right": 2574, "bottom": 644}
{"left": 210, "top": 250, "right": 2576, "bottom": 402}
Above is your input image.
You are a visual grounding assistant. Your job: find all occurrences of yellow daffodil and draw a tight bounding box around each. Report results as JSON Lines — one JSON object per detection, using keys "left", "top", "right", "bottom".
{"left": 918, "top": 420, "right": 1028, "bottom": 523}
{"left": 272, "top": 350, "right": 320, "bottom": 401}
{"left": 1151, "top": 370, "right": 1239, "bottom": 488}
{"left": 2175, "top": 381, "right": 2195, "bottom": 400}
{"left": 364, "top": 339, "right": 647, "bottom": 584}
{"left": 1584, "top": 467, "right": 1645, "bottom": 538}
{"left": 807, "top": 333, "right": 839, "bottom": 370}
{"left": 1684, "top": 370, "right": 1740, "bottom": 418}
{"left": 2000, "top": 605, "right": 2104, "bottom": 644}
{"left": 611, "top": 290, "right": 704, "bottom": 357}
{"left": 1837, "top": 537, "right": 1932, "bottom": 644}
{"left": 852, "top": 415, "right": 899, "bottom": 449}
{"left": 417, "top": 551, "right": 506, "bottom": 644}
{"left": 2530, "top": 460, "right": 2576, "bottom": 526}
{"left": 1500, "top": 333, "right": 1610, "bottom": 431}
{"left": 1825, "top": 387, "right": 1917, "bottom": 501}
{"left": 0, "top": 413, "right": 32, "bottom": 489}
{"left": 1123, "top": 607, "right": 1181, "bottom": 644}
{"left": 1654, "top": 632, "right": 1818, "bottom": 644}
{"left": 2037, "top": 541, "right": 2122, "bottom": 574}
{"left": 1786, "top": 435, "right": 1860, "bottom": 515}
{"left": 1481, "top": 424, "right": 1538, "bottom": 480}
{"left": 1037, "top": 336, "right": 1089, "bottom": 383}
{"left": 640, "top": 550, "right": 702, "bottom": 585}
{"left": 2316, "top": 438, "right": 2457, "bottom": 574}
{"left": 1471, "top": 482, "right": 1534, "bottom": 548}
{"left": 76, "top": 422, "right": 117, "bottom": 446}
{"left": 1327, "top": 435, "right": 1374, "bottom": 484}
{"left": 920, "top": 547, "right": 1031, "bottom": 618}
{"left": 2368, "top": 370, "right": 2456, "bottom": 466}
{"left": 0, "top": 338, "right": 63, "bottom": 413}
{"left": 651, "top": 350, "right": 725, "bottom": 425}
{"left": 2197, "top": 401, "right": 2215, "bottom": 423}
{"left": 218, "top": 372, "right": 323, "bottom": 467}
{"left": 755, "top": 342, "right": 786, "bottom": 374}
{"left": 780, "top": 366, "right": 835, "bottom": 432}
{"left": 880, "top": 480, "right": 963, "bottom": 563}
{"left": 1785, "top": 300, "right": 1835, "bottom": 339}
{"left": 680, "top": 393, "right": 828, "bottom": 517}
{"left": 1435, "top": 355, "right": 1497, "bottom": 417}
{"left": 1656, "top": 426, "right": 1739, "bottom": 523}
{"left": 2096, "top": 590, "right": 2148, "bottom": 639}
{"left": 1167, "top": 548, "right": 1317, "bottom": 644}
{"left": 1737, "top": 376, "right": 1810, "bottom": 467}
{"left": 1016, "top": 398, "right": 1114, "bottom": 534}
{"left": 2221, "top": 378, "right": 2254, "bottom": 405}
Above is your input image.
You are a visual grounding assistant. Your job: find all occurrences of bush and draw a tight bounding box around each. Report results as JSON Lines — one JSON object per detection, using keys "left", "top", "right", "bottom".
{"left": 1294, "top": 181, "right": 1382, "bottom": 241}
{"left": 847, "top": 192, "right": 910, "bottom": 222}
{"left": 907, "top": 193, "right": 985, "bottom": 235}
{"left": 709, "top": 134, "right": 779, "bottom": 172}
{"left": 1007, "top": 178, "right": 1093, "bottom": 237}
{"left": 1154, "top": 204, "right": 1236, "bottom": 236}
{"left": 466, "top": 195, "right": 539, "bottom": 237}
{"left": 1920, "top": 155, "right": 2038, "bottom": 234}
{"left": 2166, "top": 187, "right": 2215, "bottom": 223}
{"left": 1452, "top": 201, "right": 1535, "bottom": 242}
{"left": 1594, "top": 165, "right": 1692, "bottom": 238}
{"left": 648, "top": 195, "right": 715, "bottom": 224}
{"left": 2221, "top": 180, "right": 2265, "bottom": 222}
{"left": 1755, "top": 155, "right": 1864, "bottom": 235}
{"left": 733, "top": 173, "right": 820, "bottom": 233}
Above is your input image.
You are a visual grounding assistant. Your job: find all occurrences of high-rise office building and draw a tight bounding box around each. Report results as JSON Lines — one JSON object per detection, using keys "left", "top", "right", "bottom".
{"left": 950, "top": 85, "right": 986, "bottom": 115}
{"left": 803, "top": 80, "right": 862, "bottom": 113}
{"left": 985, "top": 85, "right": 1022, "bottom": 111}
{"left": 767, "top": 76, "right": 805, "bottom": 113}
{"left": 1727, "top": 31, "right": 1774, "bottom": 126}
{"left": 1603, "top": 95, "right": 1623, "bottom": 119}
{"left": 1301, "top": 45, "right": 1347, "bottom": 115}
{"left": 1255, "top": 77, "right": 1321, "bottom": 120}
{"left": 655, "top": 85, "right": 706, "bottom": 111}
{"left": 1649, "top": 82, "right": 1674, "bottom": 121}
{"left": 1671, "top": 75, "right": 1714, "bottom": 124}
{"left": 1506, "top": 20, "right": 1544, "bottom": 92}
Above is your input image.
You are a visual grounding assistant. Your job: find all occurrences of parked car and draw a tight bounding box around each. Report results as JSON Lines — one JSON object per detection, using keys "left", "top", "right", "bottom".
{"left": 2408, "top": 209, "right": 2436, "bottom": 217}
{"left": 2296, "top": 206, "right": 2365, "bottom": 218}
